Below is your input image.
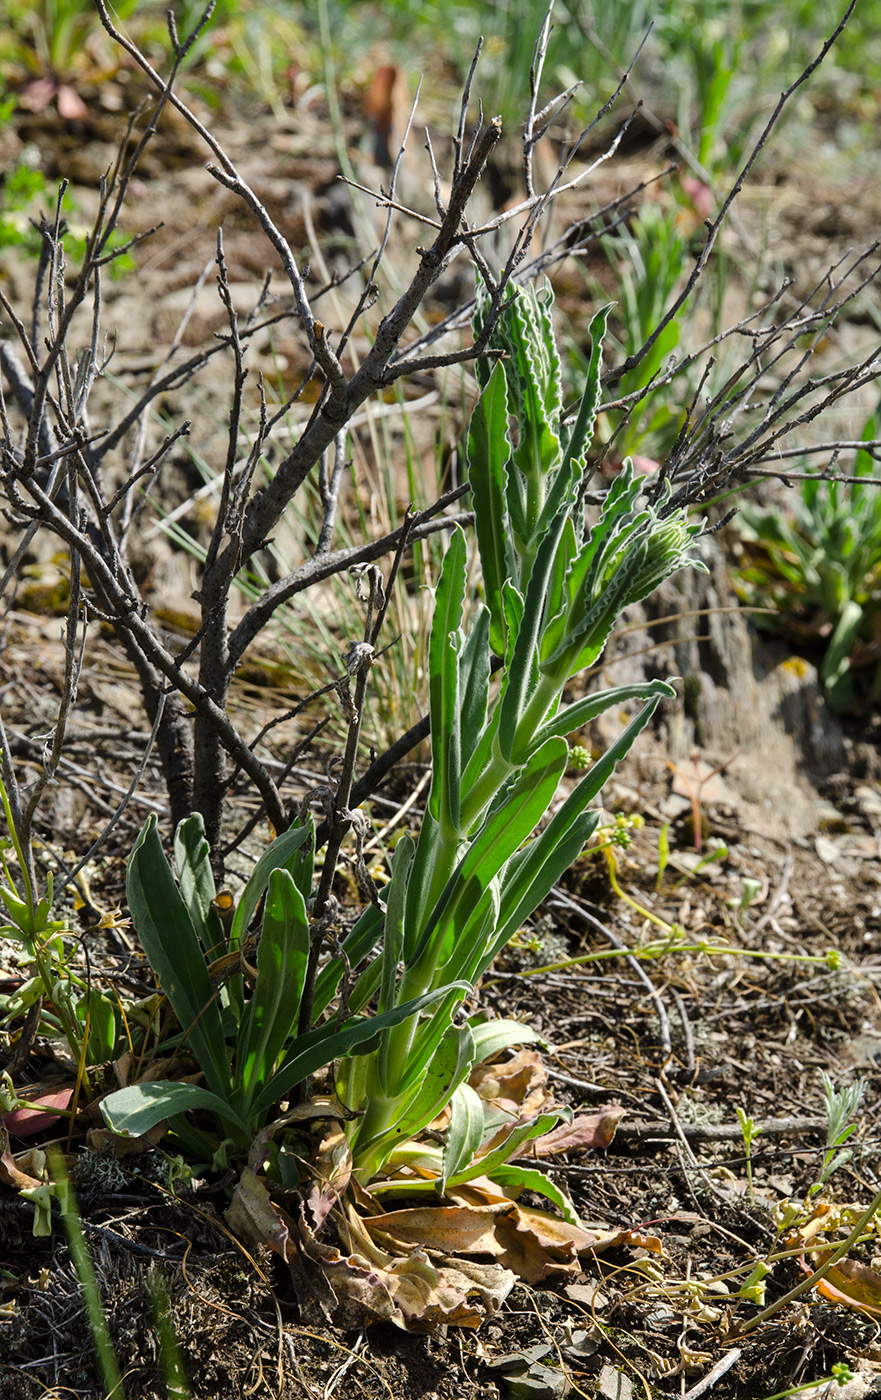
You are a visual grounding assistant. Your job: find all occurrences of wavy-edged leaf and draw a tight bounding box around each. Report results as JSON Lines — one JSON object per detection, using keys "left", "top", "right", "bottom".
{"left": 562, "top": 304, "right": 612, "bottom": 476}
{"left": 491, "top": 1163, "right": 583, "bottom": 1226}
{"left": 497, "top": 515, "right": 569, "bottom": 762}
{"left": 502, "top": 284, "right": 563, "bottom": 530}
{"left": 127, "top": 815, "right": 230, "bottom": 1099}
{"left": 531, "top": 678, "right": 676, "bottom": 749}
{"left": 447, "top": 1111, "right": 562, "bottom": 1186}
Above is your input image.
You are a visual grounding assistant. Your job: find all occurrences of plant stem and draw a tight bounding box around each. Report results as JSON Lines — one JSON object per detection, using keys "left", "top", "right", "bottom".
{"left": 735, "top": 1184, "right": 881, "bottom": 1336}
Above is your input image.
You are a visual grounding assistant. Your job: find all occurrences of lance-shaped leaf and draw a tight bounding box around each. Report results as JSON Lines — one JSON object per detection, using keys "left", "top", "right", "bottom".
{"left": 359, "top": 1021, "right": 477, "bottom": 1167}
{"left": 440, "top": 1083, "right": 485, "bottom": 1195}
{"left": 377, "top": 835, "right": 415, "bottom": 1096}
{"left": 562, "top": 304, "right": 612, "bottom": 478}
{"left": 174, "top": 813, "right": 223, "bottom": 958}
{"left": 531, "top": 678, "right": 676, "bottom": 750}
{"left": 229, "top": 822, "right": 312, "bottom": 951}
{"left": 427, "top": 526, "right": 467, "bottom": 836}
{"left": 234, "top": 868, "right": 309, "bottom": 1107}
{"left": 468, "top": 361, "right": 514, "bottom": 654}
{"left": 126, "top": 815, "right": 231, "bottom": 1100}
{"left": 459, "top": 606, "right": 491, "bottom": 768}
{"left": 477, "top": 694, "right": 669, "bottom": 979}
{"left": 497, "top": 512, "right": 571, "bottom": 762}
{"left": 250, "top": 983, "right": 472, "bottom": 1121}
{"left": 101, "top": 1081, "right": 249, "bottom": 1139}
{"left": 447, "top": 1111, "right": 563, "bottom": 1187}
{"left": 383, "top": 984, "right": 476, "bottom": 1101}
{"left": 410, "top": 737, "right": 569, "bottom": 971}
{"left": 491, "top": 1163, "right": 583, "bottom": 1226}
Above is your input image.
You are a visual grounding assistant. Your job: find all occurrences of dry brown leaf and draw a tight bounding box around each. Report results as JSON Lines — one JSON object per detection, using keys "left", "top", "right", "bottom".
{"left": 225, "top": 1166, "right": 291, "bottom": 1262}
{"left": 298, "top": 1203, "right": 513, "bottom": 1331}
{"left": 801, "top": 1251, "right": 881, "bottom": 1318}
{"left": 469, "top": 1048, "right": 553, "bottom": 1121}
{"left": 530, "top": 1106, "right": 626, "bottom": 1155}
{"left": 363, "top": 1177, "right": 662, "bottom": 1287}
{"left": 0, "top": 1126, "right": 46, "bottom": 1192}
{"left": 305, "top": 1120, "right": 352, "bottom": 1230}
{"left": 3, "top": 1086, "right": 73, "bottom": 1139}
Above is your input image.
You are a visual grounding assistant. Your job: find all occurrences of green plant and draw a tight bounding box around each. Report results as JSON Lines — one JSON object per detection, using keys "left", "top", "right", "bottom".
{"left": 333, "top": 282, "right": 706, "bottom": 1189}
{"left": 98, "top": 814, "right": 458, "bottom": 1162}
{"left": 736, "top": 1106, "right": 761, "bottom": 1198}
{"left": 0, "top": 772, "right": 124, "bottom": 1076}
{"left": 736, "top": 407, "right": 881, "bottom": 709}
{"left": 0, "top": 159, "right": 50, "bottom": 256}
{"left": 759, "top": 1365, "right": 856, "bottom": 1400}
{"left": 50, "top": 1148, "right": 125, "bottom": 1399}
{"left": 811, "top": 1070, "right": 867, "bottom": 1199}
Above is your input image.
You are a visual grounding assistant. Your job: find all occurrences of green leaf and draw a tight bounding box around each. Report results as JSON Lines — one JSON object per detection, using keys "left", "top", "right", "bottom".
{"left": 468, "top": 360, "right": 514, "bottom": 654}
{"left": 531, "top": 678, "right": 676, "bottom": 748}
{"left": 458, "top": 607, "right": 491, "bottom": 768}
{"left": 234, "top": 868, "right": 309, "bottom": 1107}
{"left": 427, "top": 527, "right": 466, "bottom": 835}
{"left": 361, "top": 1021, "right": 476, "bottom": 1161}
{"left": 822, "top": 598, "right": 862, "bottom": 703}
{"left": 497, "top": 514, "right": 570, "bottom": 761}
{"left": 383, "top": 984, "right": 474, "bottom": 1100}
{"left": 126, "top": 816, "right": 231, "bottom": 1100}
{"left": 173, "top": 814, "right": 224, "bottom": 959}
{"left": 470, "top": 1019, "right": 545, "bottom": 1064}
{"left": 481, "top": 694, "right": 668, "bottom": 975}
{"left": 250, "top": 983, "right": 472, "bottom": 1121}
{"left": 403, "top": 807, "right": 443, "bottom": 960}
{"left": 410, "top": 737, "right": 569, "bottom": 971}
{"left": 78, "top": 990, "right": 118, "bottom": 1066}
{"left": 562, "top": 304, "right": 612, "bottom": 477}
{"left": 447, "top": 1111, "right": 561, "bottom": 1186}
{"left": 440, "top": 1083, "right": 485, "bottom": 1194}
{"left": 490, "top": 1163, "right": 583, "bottom": 1226}
{"left": 101, "top": 1081, "right": 248, "bottom": 1138}
{"left": 229, "top": 823, "right": 312, "bottom": 952}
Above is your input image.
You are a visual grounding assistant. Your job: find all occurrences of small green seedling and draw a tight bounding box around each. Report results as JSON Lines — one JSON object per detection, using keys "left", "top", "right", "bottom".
{"left": 736, "top": 1106, "right": 761, "bottom": 1199}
